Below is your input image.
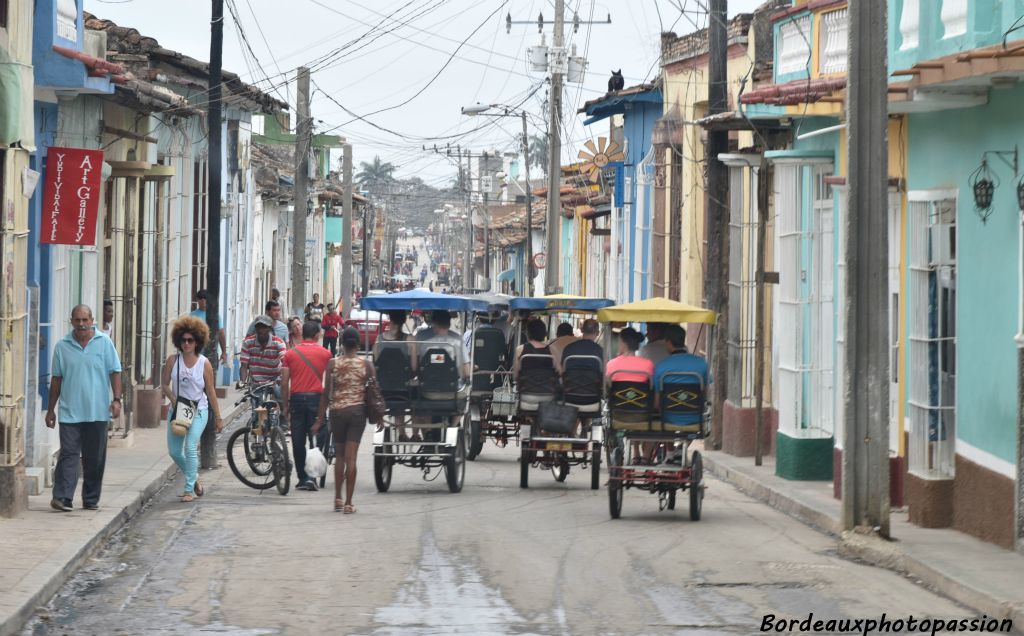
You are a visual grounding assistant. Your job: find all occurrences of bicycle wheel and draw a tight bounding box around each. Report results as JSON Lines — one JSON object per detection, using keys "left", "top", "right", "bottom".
{"left": 270, "top": 426, "right": 291, "bottom": 495}
{"left": 227, "top": 427, "right": 275, "bottom": 490}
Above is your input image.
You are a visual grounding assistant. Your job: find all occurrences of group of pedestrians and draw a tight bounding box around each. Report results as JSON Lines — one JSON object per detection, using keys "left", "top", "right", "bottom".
{"left": 45, "top": 288, "right": 371, "bottom": 515}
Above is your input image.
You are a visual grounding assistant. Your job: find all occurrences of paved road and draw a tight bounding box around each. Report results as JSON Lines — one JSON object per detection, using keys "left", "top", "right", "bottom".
{"left": 23, "top": 429, "right": 968, "bottom": 635}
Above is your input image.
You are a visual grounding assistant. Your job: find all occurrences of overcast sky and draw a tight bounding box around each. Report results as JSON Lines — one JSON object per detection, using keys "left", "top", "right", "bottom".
{"left": 85, "top": 0, "right": 764, "bottom": 186}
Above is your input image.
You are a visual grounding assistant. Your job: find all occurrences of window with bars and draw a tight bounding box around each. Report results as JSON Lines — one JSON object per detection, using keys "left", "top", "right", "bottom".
{"left": 727, "top": 165, "right": 760, "bottom": 406}
{"left": 907, "top": 194, "right": 956, "bottom": 478}
{"left": 775, "top": 162, "right": 834, "bottom": 438}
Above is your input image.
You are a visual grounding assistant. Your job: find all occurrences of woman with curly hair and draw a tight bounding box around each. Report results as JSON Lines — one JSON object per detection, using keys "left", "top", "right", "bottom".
{"left": 161, "top": 315, "right": 223, "bottom": 502}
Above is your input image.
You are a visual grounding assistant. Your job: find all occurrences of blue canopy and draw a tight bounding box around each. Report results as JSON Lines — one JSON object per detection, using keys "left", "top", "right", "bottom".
{"left": 509, "top": 294, "right": 614, "bottom": 313}
{"left": 361, "top": 288, "right": 490, "bottom": 312}
{"left": 496, "top": 268, "right": 516, "bottom": 283}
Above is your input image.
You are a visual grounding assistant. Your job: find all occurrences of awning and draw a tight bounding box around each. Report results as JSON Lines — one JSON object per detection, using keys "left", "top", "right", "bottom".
{"left": 580, "top": 204, "right": 611, "bottom": 220}
{"left": 497, "top": 268, "right": 516, "bottom": 283}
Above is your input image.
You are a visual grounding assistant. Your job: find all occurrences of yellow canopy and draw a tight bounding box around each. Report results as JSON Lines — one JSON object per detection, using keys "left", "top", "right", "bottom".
{"left": 597, "top": 297, "right": 717, "bottom": 325}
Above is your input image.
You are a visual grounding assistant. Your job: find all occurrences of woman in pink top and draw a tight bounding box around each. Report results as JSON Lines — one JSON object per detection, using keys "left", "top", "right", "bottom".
{"left": 605, "top": 327, "right": 653, "bottom": 384}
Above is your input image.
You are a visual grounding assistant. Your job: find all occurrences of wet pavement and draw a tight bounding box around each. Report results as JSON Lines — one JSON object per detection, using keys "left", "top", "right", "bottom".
{"left": 22, "top": 426, "right": 972, "bottom": 635}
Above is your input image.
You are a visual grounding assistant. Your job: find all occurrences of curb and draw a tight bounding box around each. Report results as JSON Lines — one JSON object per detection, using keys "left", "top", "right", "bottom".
{"left": 703, "top": 453, "right": 1024, "bottom": 634}
{"left": 0, "top": 401, "right": 246, "bottom": 636}
{"left": 839, "top": 532, "right": 1024, "bottom": 632}
{"left": 702, "top": 454, "right": 842, "bottom": 536}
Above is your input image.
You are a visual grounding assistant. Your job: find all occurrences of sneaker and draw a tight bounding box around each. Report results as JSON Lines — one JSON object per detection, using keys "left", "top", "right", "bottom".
{"left": 50, "top": 498, "right": 72, "bottom": 512}
{"left": 83, "top": 502, "right": 100, "bottom": 511}
{"left": 295, "top": 481, "right": 310, "bottom": 491}
{"left": 305, "top": 480, "right": 318, "bottom": 492}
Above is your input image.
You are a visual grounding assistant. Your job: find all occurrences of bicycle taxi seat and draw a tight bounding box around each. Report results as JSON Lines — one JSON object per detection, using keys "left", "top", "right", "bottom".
{"left": 516, "top": 352, "right": 559, "bottom": 413}
{"left": 607, "top": 369, "right": 654, "bottom": 431}
{"left": 562, "top": 354, "right": 604, "bottom": 415}
{"left": 470, "top": 326, "right": 507, "bottom": 396}
{"left": 656, "top": 371, "right": 708, "bottom": 438}
{"left": 415, "top": 343, "right": 470, "bottom": 415}
{"left": 374, "top": 343, "right": 414, "bottom": 414}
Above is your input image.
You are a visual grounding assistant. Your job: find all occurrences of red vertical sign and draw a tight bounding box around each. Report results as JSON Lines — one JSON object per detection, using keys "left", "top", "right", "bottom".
{"left": 40, "top": 147, "right": 104, "bottom": 245}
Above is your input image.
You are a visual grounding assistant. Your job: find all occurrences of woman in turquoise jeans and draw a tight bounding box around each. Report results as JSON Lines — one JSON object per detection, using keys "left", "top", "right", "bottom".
{"left": 161, "top": 316, "right": 224, "bottom": 502}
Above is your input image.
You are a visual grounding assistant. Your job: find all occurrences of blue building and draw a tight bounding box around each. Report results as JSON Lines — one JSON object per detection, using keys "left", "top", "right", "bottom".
{"left": 580, "top": 84, "right": 663, "bottom": 304}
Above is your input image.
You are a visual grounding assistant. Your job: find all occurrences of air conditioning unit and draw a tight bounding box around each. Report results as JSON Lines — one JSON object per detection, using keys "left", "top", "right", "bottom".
{"left": 928, "top": 223, "right": 954, "bottom": 266}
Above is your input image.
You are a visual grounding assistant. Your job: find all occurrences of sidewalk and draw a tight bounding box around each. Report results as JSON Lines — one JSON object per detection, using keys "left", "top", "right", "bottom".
{"left": 0, "top": 388, "right": 245, "bottom": 636}
{"left": 703, "top": 450, "right": 1024, "bottom": 627}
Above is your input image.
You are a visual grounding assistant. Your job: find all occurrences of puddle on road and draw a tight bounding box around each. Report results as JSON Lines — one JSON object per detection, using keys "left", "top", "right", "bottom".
{"left": 358, "top": 531, "right": 559, "bottom": 636}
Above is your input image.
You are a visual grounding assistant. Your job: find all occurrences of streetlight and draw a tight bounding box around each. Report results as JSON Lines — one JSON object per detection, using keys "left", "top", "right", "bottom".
{"left": 461, "top": 103, "right": 535, "bottom": 297}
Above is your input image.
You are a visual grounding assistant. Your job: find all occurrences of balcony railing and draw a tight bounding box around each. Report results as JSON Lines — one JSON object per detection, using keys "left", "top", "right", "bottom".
{"left": 940, "top": 0, "right": 968, "bottom": 38}
{"left": 819, "top": 8, "right": 848, "bottom": 75}
{"left": 778, "top": 15, "right": 812, "bottom": 77}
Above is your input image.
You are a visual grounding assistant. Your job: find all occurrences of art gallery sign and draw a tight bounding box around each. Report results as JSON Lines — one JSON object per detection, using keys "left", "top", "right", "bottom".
{"left": 40, "top": 147, "right": 104, "bottom": 246}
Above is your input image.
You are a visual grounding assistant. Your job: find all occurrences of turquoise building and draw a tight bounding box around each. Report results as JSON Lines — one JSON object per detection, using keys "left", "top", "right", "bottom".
{"left": 737, "top": 0, "right": 1023, "bottom": 550}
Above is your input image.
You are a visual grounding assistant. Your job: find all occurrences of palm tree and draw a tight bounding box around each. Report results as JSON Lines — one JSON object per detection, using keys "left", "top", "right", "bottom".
{"left": 528, "top": 134, "right": 549, "bottom": 175}
{"left": 355, "top": 155, "right": 396, "bottom": 190}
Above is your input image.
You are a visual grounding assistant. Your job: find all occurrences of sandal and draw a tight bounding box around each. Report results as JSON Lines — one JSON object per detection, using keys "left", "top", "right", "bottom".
{"left": 194, "top": 481, "right": 204, "bottom": 497}
{"left": 343, "top": 504, "right": 356, "bottom": 514}
{"left": 181, "top": 493, "right": 195, "bottom": 503}
{"left": 334, "top": 498, "right": 344, "bottom": 512}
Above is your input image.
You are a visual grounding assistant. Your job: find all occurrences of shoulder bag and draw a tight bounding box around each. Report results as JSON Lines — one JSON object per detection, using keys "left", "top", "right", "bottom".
{"left": 170, "top": 354, "right": 198, "bottom": 436}
{"left": 363, "top": 359, "right": 387, "bottom": 424}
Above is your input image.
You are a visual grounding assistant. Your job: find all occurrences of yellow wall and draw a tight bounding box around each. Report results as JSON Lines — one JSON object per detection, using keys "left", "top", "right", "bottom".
{"left": 661, "top": 25, "right": 761, "bottom": 307}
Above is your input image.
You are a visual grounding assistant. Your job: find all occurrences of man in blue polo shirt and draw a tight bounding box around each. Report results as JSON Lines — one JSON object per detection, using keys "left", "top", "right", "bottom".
{"left": 46, "top": 304, "right": 123, "bottom": 512}
{"left": 653, "top": 324, "right": 710, "bottom": 427}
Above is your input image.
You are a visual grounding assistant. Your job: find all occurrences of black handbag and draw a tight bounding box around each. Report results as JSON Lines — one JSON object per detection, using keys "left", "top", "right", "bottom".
{"left": 537, "top": 400, "right": 578, "bottom": 435}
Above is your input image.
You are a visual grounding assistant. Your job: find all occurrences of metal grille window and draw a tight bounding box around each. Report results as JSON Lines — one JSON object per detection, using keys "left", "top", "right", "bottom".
{"left": 192, "top": 159, "right": 208, "bottom": 301}
{"left": 774, "top": 161, "right": 834, "bottom": 438}
{"left": 1, "top": 150, "right": 30, "bottom": 467}
{"left": 908, "top": 193, "right": 957, "bottom": 478}
{"left": 103, "top": 176, "right": 140, "bottom": 438}
{"left": 726, "top": 163, "right": 767, "bottom": 407}
{"left": 633, "top": 147, "right": 654, "bottom": 301}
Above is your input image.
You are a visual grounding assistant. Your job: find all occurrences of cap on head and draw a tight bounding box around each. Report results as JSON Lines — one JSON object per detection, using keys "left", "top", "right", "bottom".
{"left": 254, "top": 315, "right": 273, "bottom": 328}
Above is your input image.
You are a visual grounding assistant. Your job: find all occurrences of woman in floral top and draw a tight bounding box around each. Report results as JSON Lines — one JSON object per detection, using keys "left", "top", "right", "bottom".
{"left": 314, "top": 326, "right": 376, "bottom": 513}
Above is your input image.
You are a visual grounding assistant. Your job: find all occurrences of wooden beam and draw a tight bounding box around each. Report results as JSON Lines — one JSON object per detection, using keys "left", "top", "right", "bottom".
{"left": 102, "top": 125, "right": 158, "bottom": 144}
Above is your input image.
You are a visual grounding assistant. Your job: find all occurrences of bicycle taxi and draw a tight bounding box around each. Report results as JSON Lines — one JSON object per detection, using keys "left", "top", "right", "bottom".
{"left": 465, "top": 292, "right": 516, "bottom": 460}
{"left": 361, "top": 288, "right": 490, "bottom": 493}
{"left": 510, "top": 294, "right": 613, "bottom": 490}
{"left": 596, "top": 297, "right": 716, "bottom": 520}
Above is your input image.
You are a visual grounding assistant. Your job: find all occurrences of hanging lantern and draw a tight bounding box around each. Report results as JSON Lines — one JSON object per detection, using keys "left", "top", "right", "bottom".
{"left": 968, "top": 160, "right": 998, "bottom": 223}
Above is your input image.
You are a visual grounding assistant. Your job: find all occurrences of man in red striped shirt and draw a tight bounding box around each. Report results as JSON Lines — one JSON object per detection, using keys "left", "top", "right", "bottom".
{"left": 239, "top": 316, "right": 286, "bottom": 387}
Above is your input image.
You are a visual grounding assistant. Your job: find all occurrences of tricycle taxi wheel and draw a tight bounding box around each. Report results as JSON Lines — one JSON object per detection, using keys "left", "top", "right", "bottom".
{"left": 689, "top": 450, "right": 703, "bottom": 521}
{"left": 608, "top": 445, "right": 624, "bottom": 519}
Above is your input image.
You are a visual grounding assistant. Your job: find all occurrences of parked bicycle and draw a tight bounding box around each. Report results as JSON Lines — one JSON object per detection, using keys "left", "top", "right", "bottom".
{"left": 226, "top": 381, "right": 291, "bottom": 495}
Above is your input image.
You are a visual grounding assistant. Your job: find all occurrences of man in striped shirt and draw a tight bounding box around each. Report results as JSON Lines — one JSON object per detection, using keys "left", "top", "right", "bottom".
{"left": 239, "top": 315, "right": 286, "bottom": 387}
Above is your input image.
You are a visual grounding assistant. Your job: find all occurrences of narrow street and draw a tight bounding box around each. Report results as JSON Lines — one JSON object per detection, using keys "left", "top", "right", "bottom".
{"left": 23, "top": 429, "right": 965, "bottom": 635}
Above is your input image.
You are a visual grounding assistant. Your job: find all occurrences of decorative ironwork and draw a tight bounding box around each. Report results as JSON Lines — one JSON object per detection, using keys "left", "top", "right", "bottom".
{"left": 968, "top": 146, "right": 1018, "bottom": 224}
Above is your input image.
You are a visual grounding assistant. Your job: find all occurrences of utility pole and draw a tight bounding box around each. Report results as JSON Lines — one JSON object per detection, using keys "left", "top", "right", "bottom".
{"left": 522, "top": 111, "right": 535, "bottom": 297}
{"left": 754, "top": 158, "right": 769, "bottom": 466}
{"left": 842, "top": 1, "right": 890, "bottom": 538}
{"left": 341, "top": 143, "right": 353, "bottom": 319}
{"left": 361, "top": 206, "right": 372, "bottom": 299}
{"left": 464, "top": 147, "right": 473, "bottom": 291}
{"left": 291, "top": 67, "right": 310, "bottom": 316}
{"left": 544, "top": 0, "right": 566, "bottom": 295}
{"left": 200, "top": 0, "right": 224, "bottom": 470}
{"left": 706, "top": 0, "right": 729, "bottom": 450}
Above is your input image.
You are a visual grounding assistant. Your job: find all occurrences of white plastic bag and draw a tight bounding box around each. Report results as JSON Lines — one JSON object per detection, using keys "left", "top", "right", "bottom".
{"left": 305, "top": 439, "right": 328, "bottom": 479}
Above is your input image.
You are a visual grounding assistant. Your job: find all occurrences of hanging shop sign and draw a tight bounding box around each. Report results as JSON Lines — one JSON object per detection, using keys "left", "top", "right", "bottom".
{"left": 40, "top": 147, "right": 104, "bottom": 245}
